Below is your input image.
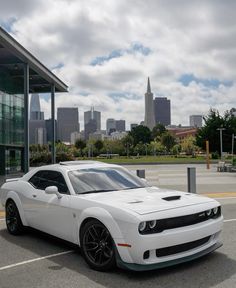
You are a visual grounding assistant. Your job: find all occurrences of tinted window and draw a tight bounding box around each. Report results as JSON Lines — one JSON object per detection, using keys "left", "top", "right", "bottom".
{"left": 29, "top": 170, "right": 69, "bottom": 194}
{"left": 68, "top": 167, "right": 148, "bottom": 194}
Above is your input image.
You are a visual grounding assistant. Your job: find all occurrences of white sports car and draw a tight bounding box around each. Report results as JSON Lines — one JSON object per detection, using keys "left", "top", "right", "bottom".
{"left": 0, "top": 161, "right": 223, "bottom": 271}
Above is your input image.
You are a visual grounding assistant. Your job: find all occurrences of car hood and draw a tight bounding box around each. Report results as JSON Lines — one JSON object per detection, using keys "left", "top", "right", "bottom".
{"left": 80, "top": 187, "right": 215, "bottom": 215}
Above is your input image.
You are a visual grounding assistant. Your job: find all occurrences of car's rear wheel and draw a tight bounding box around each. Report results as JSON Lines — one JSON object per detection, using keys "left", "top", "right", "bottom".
{"left": 80, "top": 219, "right": 116, "bottom": 271}
{"left": 6, "top": 200, "right": 24, "bottom": 235}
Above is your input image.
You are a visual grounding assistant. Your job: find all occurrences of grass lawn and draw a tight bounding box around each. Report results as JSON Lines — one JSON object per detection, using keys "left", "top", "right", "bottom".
{"left": 78, "top": 155, "right": 220, "bottom": 165}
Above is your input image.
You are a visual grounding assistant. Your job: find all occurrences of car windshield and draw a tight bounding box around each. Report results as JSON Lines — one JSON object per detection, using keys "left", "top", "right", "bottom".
{"left": 68, "top": 167, "right": 148, "bottom": 194}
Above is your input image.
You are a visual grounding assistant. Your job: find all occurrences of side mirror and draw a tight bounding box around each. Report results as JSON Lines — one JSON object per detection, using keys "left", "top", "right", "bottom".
{"left": 45, "top": 186, "right": 62, "bottom": 199}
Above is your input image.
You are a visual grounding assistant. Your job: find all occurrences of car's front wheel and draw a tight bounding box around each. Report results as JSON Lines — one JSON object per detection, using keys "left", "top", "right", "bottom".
{"left": 6, "top": 200, "right": 24, "bottom": 235}
{"left": 80, "top": 219, "right": 116, "bottom": 271}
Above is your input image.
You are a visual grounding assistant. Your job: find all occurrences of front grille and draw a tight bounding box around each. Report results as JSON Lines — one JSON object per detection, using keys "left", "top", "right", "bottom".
{"left": 156, "top": 236, "right": 211, "bottom": 257}
{"left": 140, "top": 206, "right": 221, "bottom": 234}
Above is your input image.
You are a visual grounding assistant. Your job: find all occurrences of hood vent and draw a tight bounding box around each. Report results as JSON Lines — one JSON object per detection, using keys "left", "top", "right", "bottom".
{"left": 162, "top": 196, "right": 181, "bottom": 201}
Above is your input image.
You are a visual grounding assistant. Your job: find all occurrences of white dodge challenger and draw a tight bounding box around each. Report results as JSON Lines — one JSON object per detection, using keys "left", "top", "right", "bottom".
{"left": 0, "top": 161, "right": 223, "bottom": 271}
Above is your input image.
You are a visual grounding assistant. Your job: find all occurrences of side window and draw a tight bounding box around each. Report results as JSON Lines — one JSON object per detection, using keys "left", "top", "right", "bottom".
{"left": 29, "top": 170, "right": 69, "bottom": 194}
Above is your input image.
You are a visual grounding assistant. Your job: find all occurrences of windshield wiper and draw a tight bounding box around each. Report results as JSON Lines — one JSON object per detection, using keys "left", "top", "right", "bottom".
{"left": 80, "top": 189, "right": 115, "bottom": 195}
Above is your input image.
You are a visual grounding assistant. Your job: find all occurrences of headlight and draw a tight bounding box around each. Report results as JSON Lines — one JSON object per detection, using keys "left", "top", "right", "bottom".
{"left": 149, "top": 220, "right": 157, "bottom": 229}
{"left": 138, "top": 221, "right": 146, "bottom": 232}
{"left": 213, "top": 207, "right": 218, "bottom": 215}
{"left": 206, "top": 209, "right": 212, "bottom": 216}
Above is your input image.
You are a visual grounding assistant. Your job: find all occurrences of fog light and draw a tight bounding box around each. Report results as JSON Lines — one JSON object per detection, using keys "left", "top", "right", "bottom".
{"left": 139, "top": 222, "right": 146, "bottom": 232}
{"left": 143, "top": 250, "right": 150, "bottom": 259}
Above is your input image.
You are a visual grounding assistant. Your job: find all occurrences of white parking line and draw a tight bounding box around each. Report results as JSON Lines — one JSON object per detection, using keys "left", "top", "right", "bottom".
{"left": 224, "top": 219, "right": 236, "bottom": 223}
{"left": 0, "top": 250, "right": 74, "bottom": 271}
{"left": 215, "top": 197, "right": 236, "bottom": 200}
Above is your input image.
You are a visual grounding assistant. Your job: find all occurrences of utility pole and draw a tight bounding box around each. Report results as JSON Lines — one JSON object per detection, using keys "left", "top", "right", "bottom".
{"left": 217, "top": 128, "right": 225, "bottom": 160}
{"left": 232, "top": 134, "right": 236, "bottom": 158}
{"left": 206, "top": 140, "right": 210, "bottom": 169}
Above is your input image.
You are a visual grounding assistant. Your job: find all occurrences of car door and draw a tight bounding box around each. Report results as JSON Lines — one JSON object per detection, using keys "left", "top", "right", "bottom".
{"left": 26, "top": 170, "right": 74, "bottom": 242}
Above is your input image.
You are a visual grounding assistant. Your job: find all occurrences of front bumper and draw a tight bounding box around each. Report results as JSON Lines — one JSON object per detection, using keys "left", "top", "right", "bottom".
{"left": 116, "top": 241, "right": 222, "bottom": 271}
{"left": 115, "top": 215, "right": 223, "bottom": 268}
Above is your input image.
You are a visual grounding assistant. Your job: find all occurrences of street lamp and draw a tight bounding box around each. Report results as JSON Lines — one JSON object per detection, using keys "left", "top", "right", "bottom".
{"left": 232, "top": 134, "right": 236, "bottom": 158}
{"left": 217, "top": 128, "right": 225, "bottom": 159}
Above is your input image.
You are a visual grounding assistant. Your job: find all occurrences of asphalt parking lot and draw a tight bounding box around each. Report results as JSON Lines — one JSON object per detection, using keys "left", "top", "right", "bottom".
{"left": 0, "top": 164, "right": 236, "bottom": 287}
{"left": 0, "top": 197, "right": 236, "bottom": 288}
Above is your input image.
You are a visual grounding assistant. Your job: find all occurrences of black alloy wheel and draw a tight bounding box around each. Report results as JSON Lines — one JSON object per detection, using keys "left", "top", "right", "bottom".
{"left": 81, "top": 219, "right": 116, "bottom": 271}
{"left": 6, "top": 200, "right": 24, "bottom": 235}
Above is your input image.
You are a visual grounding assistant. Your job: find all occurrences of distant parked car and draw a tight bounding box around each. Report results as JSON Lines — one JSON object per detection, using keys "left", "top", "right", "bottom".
{"left": 0, "top": 161, "right": 223, "bottom": 271}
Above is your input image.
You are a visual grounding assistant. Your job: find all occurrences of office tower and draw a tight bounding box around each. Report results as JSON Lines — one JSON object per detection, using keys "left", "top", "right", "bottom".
{"left": 106, "top": 118, "right": 116, "bottom": 135}
{"left": 115, "top": 120, "right": 126, "bottom": 132}
{"left": 154, "top": 97, "right": 171, "bottom": 126}
{"left": 144, "top": 77, "right": 155, "bottom": 130}
{"left": 84, "top": 107, "right": 101, "bottom": 131}
{"left": 85, "top": 119, "right": 97, "bottom": 140}
{"left": 29, "top": 94, "right": 46, "bottom": 144}
{"left": 57, "top": 107, "right": 80, "bottom": 142}
{"left": 30, "top": 93, "right": 44, "bottom": 120}
{"left": 29, "top": 120, "right": 47, "bottom": 145}
{"left": 130, "top": 123, "right": 138, "bottom": 130}
{"left": 45, "top": 119, "right": 57, "bottom": 143}
{"left": 189, "top": 115, "right": 203, "bottom": 128}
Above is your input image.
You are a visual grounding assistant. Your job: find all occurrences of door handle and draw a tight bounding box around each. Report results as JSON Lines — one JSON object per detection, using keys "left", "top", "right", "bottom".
{"left": 32, "top": 194, "right": 37, "bottom": 198}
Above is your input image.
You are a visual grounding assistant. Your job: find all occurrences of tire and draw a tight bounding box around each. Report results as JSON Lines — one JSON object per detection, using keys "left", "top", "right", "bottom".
{"left": 6, "top": 200, "right": 24, "bottom": 235}
{"left": 80, "top": 219, "right": 116, "bottom": 271}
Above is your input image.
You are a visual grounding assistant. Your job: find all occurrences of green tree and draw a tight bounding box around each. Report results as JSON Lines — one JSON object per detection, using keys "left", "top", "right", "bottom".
{"left": 75, "top": 139, "right": 86, "bottom": 156}
{"left": 149, "top": 141, "right": 165, "bottom": 155}
{"left": 161, "top": 132, "right": 176, "bottom": 152}
{"left": 180, "top": 136, "right": 197, "bottom": 155}
{"left": 94, "top": 140, "right": 103, "bottom": 152}
{"left": 129, "top": 125, "right": 152, "bottom": 146}
{"left": 152, "top": 123, "right": 166, "bottom": 139}
{"left": 195, "top": 109, "right": 236, "bottom": 153}
{"left": 121, "top": 135, "right": 134, "bottom": 157}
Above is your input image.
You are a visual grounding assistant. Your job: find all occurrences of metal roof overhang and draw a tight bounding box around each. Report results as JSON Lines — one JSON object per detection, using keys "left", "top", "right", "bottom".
{"left": 0, "top": 27, "right": 68, "bottom": 93}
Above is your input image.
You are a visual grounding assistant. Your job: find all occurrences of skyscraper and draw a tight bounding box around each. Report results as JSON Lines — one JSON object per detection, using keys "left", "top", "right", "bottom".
{"left": 154, "top": 97, "right": 171, "bottom": 126}
{"left": 115, "top": 120, "right": 126, "bottom": 132}
{"left": 144, "top": 77, "right": 155, "bottom": 130}
{"left": 30, "top": 93, "right": 44, "bottom": 120}
{"left": 106, "top": 118, "right": 116, "bottom": 135}
{"left": 84, "top": 107, "right": 101, "bottom": 131}
{"left": 29, "top": 94, "right": 46, "bottom": 144}
{"left": 130, "top": 123, "right": 138, "bottom": 130}
{"left": 57, "top": 107, "right": 80, "bottom": 142}
{"left": 189, "top": 115, "right": 202, "bottom": 128}
{"left": 84, "top": 119, "right": 97, "bottom": 140}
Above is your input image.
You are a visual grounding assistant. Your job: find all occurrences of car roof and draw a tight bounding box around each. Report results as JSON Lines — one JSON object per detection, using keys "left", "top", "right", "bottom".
{"left": 25, "top": 161, "right": 119, "bottom": 176}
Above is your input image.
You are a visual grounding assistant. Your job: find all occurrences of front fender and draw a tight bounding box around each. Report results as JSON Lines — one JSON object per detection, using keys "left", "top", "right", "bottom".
{"left": 77, "top": 207, "right": 134, "bottom": 263}
{"left": 6, "top": 191, "right": 28, "bottom": 226}
{"left": 77, "top": 207, "right": 124, "bottom": 245}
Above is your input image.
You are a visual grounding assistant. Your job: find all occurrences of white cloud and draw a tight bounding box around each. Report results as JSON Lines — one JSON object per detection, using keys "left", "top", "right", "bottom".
{"left": 2, "top": 0, "right": 236, "bottom": 129}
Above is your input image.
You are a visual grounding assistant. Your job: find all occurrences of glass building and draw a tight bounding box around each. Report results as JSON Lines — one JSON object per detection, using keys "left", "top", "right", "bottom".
{"left": 0, "top": 27, "right": 68, "bottom": 176}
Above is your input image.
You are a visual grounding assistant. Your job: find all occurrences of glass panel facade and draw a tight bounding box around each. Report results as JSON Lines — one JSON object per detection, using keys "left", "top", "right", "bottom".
{"left": 0, "top": 91, "right": 24, "bottom": 146}
{"left": 5, "top": 148, "right": 22, "bottom": 174}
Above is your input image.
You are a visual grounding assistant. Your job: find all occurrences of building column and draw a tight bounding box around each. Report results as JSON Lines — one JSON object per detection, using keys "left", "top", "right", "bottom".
{"left": 23, "top": 63, "right": 29, "bottom": 173}
{"left": 51, "top": 84, "right": 56, "bottom": 163}
{"left": 0, "top": 146, "right": 5, "bottom": 175}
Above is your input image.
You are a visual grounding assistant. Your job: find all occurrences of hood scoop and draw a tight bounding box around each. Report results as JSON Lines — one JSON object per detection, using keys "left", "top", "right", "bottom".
{"left": 162, "top": 195, "right": 181, "bottom": 201}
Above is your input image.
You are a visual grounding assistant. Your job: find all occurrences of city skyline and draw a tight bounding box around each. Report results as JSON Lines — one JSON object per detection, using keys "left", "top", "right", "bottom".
{"left": 1, "top": 1, "right": 235, "bottom": 129}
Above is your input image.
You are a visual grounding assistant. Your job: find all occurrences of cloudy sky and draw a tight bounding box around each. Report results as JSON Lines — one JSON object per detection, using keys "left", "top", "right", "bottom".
{"left": 1, "top": 0, "right": 236, "bottom": 130}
